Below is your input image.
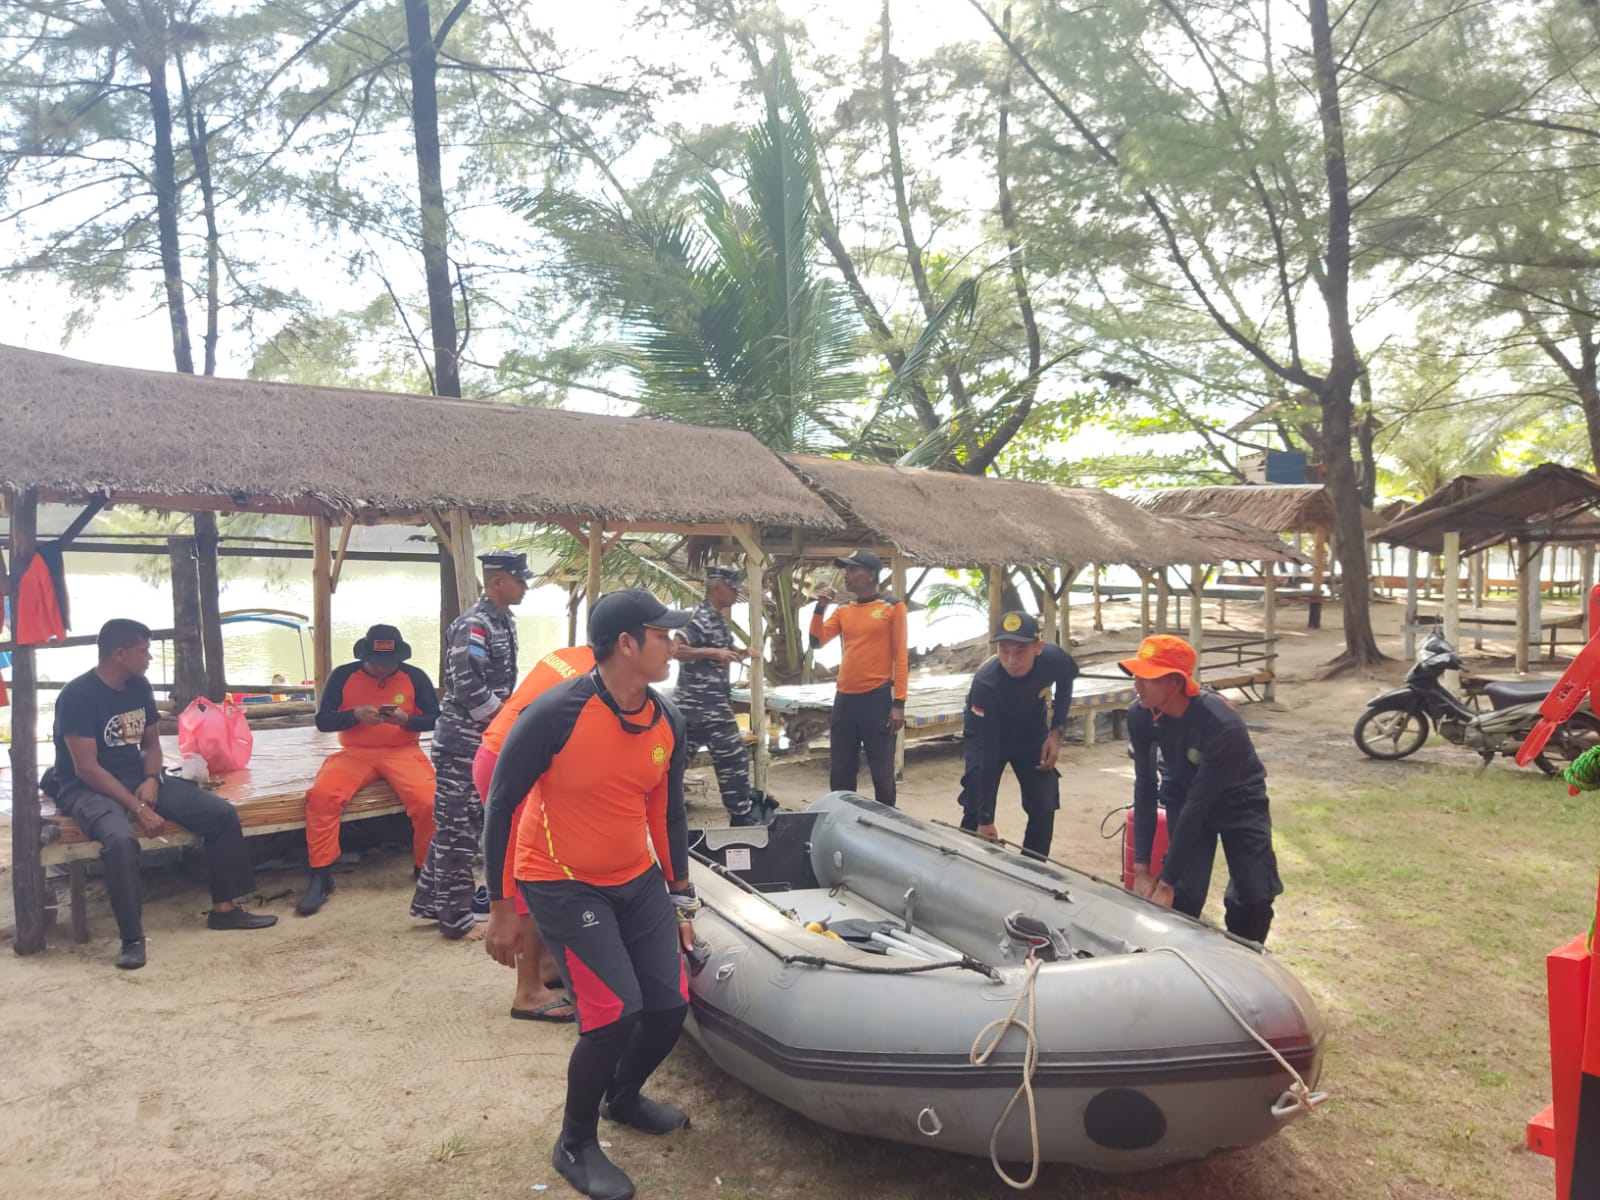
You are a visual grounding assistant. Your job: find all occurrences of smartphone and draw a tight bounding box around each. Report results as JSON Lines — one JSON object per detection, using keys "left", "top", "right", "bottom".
{"left": 378, "top": 704, "right": 400, "bottom": 717}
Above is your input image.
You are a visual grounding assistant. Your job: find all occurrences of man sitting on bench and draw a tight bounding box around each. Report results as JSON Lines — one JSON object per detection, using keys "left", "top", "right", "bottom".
{"left": 51, "top": 619, "right": 278, "bottom": 970}
{"left": 297, "top": 624, "right": 439, "bottom": 916}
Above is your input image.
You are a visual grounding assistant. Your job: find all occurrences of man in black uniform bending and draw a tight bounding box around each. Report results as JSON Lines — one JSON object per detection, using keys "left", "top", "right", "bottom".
{"left": 1119, "top": 635, "right": 1282, "bottom": 944}
{"left": 957, "top": 611, "right": 1078, "bottom": 858}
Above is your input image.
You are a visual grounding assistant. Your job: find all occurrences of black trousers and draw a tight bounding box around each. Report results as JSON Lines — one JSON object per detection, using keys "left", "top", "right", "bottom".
{"left": 829, "top": 683, "right": 896, "bottom": 807}
{"left": 57, "top": 776, "right": 257, "bottom": 943}
{"left": 958, "top": 741, "right": 1061, "bottom": 858}
{"left": 1163, "top": 796, "right": 1282, "bottom": 944}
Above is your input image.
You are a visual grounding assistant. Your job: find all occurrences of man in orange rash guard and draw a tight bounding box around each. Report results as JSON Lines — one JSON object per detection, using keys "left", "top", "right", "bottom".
{"left": 474, "top": 644, "right": 596, "bottom": 1024}
{"left": 297, "top": 625, "right": 438, "bottom": 916}
{"left": 809, "top": 549, "right": 908, "bottom": 806}
{"left": 483, "top": 589, "right": 697, "bottom": 1200}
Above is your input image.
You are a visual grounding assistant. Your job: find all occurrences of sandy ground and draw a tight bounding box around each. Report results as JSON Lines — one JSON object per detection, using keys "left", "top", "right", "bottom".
{"left": 0, "top": 593, "right": 1571, "bottom": 1199}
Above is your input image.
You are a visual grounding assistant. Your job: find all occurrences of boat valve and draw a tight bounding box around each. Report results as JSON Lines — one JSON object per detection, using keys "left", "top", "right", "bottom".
{"left": 902, "top": 885, "right": 917, "bottom": 932}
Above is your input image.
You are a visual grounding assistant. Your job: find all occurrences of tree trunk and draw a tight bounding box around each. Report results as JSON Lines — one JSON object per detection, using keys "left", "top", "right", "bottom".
{"left": 405, "top": 0, "right": 463, "bottom": 398}
{"left": 1308, "top": 0, "right": 1383, "bottom": 667}
{"left": 141, "top": 48, "right": 194, "bottom": 374}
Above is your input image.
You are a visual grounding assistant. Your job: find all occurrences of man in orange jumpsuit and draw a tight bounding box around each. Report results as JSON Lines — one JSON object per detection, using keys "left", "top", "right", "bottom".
{"left": 474, "top": 644, "right": 596, "bottom": 1023}
{"left": 810, "top": 550, "right": 908, "bottom": 806}
{"left": 297, "top": 625, "right": 439, "bottom": 916}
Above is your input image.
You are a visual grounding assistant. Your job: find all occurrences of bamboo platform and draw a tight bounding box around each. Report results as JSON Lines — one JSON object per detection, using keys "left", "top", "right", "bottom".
{"left": 36, "top": 726, "right": 416, "bottom": 863}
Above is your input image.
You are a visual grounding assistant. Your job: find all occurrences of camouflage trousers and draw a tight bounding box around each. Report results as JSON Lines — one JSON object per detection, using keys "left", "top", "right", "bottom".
{"left": 409, "top": 734, "right": 483, "bottom": 938}
{"left": 682, "top": 707, "right": 752, "bottom": 816}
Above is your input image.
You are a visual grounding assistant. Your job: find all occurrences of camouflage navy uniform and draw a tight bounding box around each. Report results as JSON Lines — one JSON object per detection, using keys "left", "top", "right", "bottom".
{"left": 410, "top": 591, "right": 518, "bottom": 937}
{"left": 677, "top": 579, "right": 754, "bottom": 820}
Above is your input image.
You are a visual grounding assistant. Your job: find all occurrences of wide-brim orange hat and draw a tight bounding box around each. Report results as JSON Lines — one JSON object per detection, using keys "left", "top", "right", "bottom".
{"left": 1117, "top": 635, "right": 1201, "bottom": 697}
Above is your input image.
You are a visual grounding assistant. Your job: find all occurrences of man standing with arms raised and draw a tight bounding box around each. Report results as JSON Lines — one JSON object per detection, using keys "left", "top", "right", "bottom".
{"left": 810, "top": 550, "right": 907, "bottom": 806}
{"left": 483, "top": 589, "right": 699, "bottom": 1200}
{"left": 412, "top": 550, "right": 529, "bottom": 940}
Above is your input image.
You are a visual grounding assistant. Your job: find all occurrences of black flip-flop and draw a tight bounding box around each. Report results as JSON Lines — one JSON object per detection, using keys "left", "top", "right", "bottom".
{"left": 511, "top": 997, "right": 576, "bottom": 1024}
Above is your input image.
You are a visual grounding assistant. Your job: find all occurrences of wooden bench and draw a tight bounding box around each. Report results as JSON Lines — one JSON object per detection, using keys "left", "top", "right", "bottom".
{"left": 33, "top": 727, "right": 415, "bottom": 944}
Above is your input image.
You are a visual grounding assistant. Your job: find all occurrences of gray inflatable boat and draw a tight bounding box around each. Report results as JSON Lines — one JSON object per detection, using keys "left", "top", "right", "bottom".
{"left": 685, "top": 792, "right": 1326, "bottom": 1176}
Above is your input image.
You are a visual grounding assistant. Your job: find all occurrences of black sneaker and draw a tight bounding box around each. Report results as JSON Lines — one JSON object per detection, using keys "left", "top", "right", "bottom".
{"left": 728, "top": 806, "right": 766, "bottom": 827}
{"left": 551, "top": 1136, "right": 635, "bottom": 1200}
{"left": 115, "top": 939, "right": 147, "bottom": 970}
{"left": 296, "top": 868, "right": 335, "bottom": 916}
{"left": 207, "top": 907, "right": 278, "bottom": 931}
{"left": 601, "top": 1090, "right": 690, "bottom": 1135}
{"left": 471, "top": 883, "right": 491, "bottom": 915}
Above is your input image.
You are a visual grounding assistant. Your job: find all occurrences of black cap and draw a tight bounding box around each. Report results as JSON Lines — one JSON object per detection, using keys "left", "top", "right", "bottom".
{"left": 706, "top": 566, "right": 745, "bottom": 588}
{"left": 992, "top": 610, "right": 1041, "bottom": 643}
{"left": 354, "top": 624, "right": 412, "bottom": 665}
{"left": 833, "top": 550, "right": 883, "bottom": 575}
{"left": 479, "top": 550, "right": 533, "bottom": 582}
{"left": 589, "top": 588, "right": 694, "bottom": 647}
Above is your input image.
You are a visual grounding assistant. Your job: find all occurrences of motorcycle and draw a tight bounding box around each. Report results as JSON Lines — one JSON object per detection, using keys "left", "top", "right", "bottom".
{"left": 1353, "top": 631, "right": 1600, "bottom": 775}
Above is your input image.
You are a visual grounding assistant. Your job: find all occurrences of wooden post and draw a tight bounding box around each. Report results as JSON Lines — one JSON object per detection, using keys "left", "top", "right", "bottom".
{"left": 1189, "top": 562, "right": 1205, "bottom": 654}
{"left": 988, "top": 566, "right": 1005, "bottom": 636}
{"left": 1582, "top": 545, "right": 1596, "bottom": 640}
{"left": 1470, "top": 551, "right": 1484, "bottom": 650}
{"left": 892, "top": 555, "right": 909, "bottom": 779}
{"left": 1442, "top": 531, "right": 1461, "bottom": 695}
{"left": 1309, "top": 525, "right": 1328, "bottom": 630}
{"left": 587, "top": 520, "right": 604, "bottom": 612}
{"left": 193, "top": 511, "right": 226, "bottom": 700}
{"left": 1138, "top": 569, "right": 1151, "bottom": 637}
{"left": 1404, "top": 547, "right": 1420, "bottom": 660}
{"left": 1262, "top": 559, "right": 1278, "bottom": 702}
{"left": 8, "top": 489, "right": 47, "bottom": 955}
{"left": 169, "top": 536, "right": 207, "bottom": 708}
{"left": 1528, "top": 543, "right": 1545, "bottom": 667}
{"left": 1092, "top": 565, "right": 1104, "bottom": 632}
{"left": 312, "top": 517, "right": 333, "bottom": 693}
{"left": 1515, "top": 540, "right": 1533, "bottom": 674}
{"left": 438, "top": 538, "right": 460, "bottom": 680}
{"left": 1040, "top": 569, "right": 1059, "bottom": 647}
{"left": 449, "top": 507, "right": 478, "bottom": 612}
{"left": 730, "top": 524, "right": 768, "bottom": 791}
{"left": 1058, "top": 566, "right": 1079, "bottom": 645}
{"left": 1155, "top": 570, "right": 1170, "bottom": 634}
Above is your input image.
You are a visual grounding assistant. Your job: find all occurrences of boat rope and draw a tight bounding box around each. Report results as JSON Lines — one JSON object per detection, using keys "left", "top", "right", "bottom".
{"left": 1152, "top": 946, "right": 1328, "bottom": 1117}
{"left": 969, "top": 954, "right": 1043, "bottom": 1191}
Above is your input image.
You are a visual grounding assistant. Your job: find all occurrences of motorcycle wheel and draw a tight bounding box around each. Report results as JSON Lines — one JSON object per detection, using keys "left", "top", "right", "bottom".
{"left": 1354, "top": 707, "right": 1430, "bottom": 759}
{"left": 1534, "top": 754, "right": 1561, "bottom": 778}
{"left": 1561, "top": 713, "right": 1600, "bottom": 759}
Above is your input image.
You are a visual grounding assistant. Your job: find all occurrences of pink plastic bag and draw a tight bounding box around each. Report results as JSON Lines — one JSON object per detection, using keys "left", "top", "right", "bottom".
{"left": 176, "top": 698, "right": 254, "bottom": 774}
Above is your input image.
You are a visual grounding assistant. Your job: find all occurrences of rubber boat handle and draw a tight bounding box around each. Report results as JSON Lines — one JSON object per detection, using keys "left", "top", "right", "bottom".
{"left": 685, "top": 939, "right": 712, "bottom": 977}
{"left": 1271, "top": 1090, "right": 1329, "bottom": 1121}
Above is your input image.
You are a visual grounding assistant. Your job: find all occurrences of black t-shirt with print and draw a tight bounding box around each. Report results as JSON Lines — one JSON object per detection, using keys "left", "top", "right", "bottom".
{"left": 53, "top": 670, "right": 159, "bottom": 790}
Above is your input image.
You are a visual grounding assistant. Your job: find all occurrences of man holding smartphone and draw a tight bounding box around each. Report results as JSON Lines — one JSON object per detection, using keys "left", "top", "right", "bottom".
{"left": 297, "top": 624, "right": 440, "bottom": 916}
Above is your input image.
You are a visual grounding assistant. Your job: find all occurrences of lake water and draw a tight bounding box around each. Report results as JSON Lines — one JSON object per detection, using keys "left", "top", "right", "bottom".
{"left": 2, "top": 554, "right": 1018, "bottom": 746}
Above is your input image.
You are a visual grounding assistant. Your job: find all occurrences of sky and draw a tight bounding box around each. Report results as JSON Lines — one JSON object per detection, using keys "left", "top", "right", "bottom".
{"left": 0, "top": 0, "right": 993, "bottom": 386}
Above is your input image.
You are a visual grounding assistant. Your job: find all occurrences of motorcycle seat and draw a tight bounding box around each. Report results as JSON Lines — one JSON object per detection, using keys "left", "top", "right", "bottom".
{"left": 1483, "top": 679, "right": 1555, "bottom": 709}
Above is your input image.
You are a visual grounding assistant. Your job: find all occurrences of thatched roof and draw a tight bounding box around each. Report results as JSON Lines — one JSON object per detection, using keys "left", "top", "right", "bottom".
{"left": 0, "top": 344, "right": 842, "bottom": 530}
{"left": 1132, "top": 483, "right": 1378, "bottom": 533}
{"left": 780, "top": 455, "right": 1197, "bottom": 569}
{"left": 1150, "top": 513, "right": 1309, "bottom": 564}
{"left": 1375, "top": 464, "right": 1600, "bottom": 554}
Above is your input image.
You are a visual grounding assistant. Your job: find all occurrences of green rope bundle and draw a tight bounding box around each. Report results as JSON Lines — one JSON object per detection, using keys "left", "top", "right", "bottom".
{"left": 1563, "top": 745, "right": 1600, "bottom": 794}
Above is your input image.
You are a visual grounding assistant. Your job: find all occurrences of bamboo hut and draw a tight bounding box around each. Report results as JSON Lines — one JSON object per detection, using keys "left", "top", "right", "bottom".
{"left": 0, "top": 344, "right": 843, "bottom": 954}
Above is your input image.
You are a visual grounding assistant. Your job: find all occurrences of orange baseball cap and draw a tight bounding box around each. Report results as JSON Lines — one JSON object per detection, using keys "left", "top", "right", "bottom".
{"left": 1117, "top": 635, "right": 1201, "bottom": 697}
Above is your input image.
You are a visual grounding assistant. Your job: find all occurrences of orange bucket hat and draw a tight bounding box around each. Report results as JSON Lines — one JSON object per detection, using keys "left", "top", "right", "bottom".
{"left": 1117, "top": 635, "right": 1201, "bottom": 697}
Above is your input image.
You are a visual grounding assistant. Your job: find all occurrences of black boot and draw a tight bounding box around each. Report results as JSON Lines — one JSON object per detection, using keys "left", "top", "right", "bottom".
{"left": 115, "top": 938, "right": 147, "bottom": 970}
{"left": 551, "top": 1133, "right": 635, "bottom": 1200}
{"left": 600, "top": 1088, "right": 690, "bottom": 1134}
{"left": 296, "top": 868, "right": 335, "bottom": 916}
{"left": 728, "top": 805, "right": 766, "bottom": 827}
